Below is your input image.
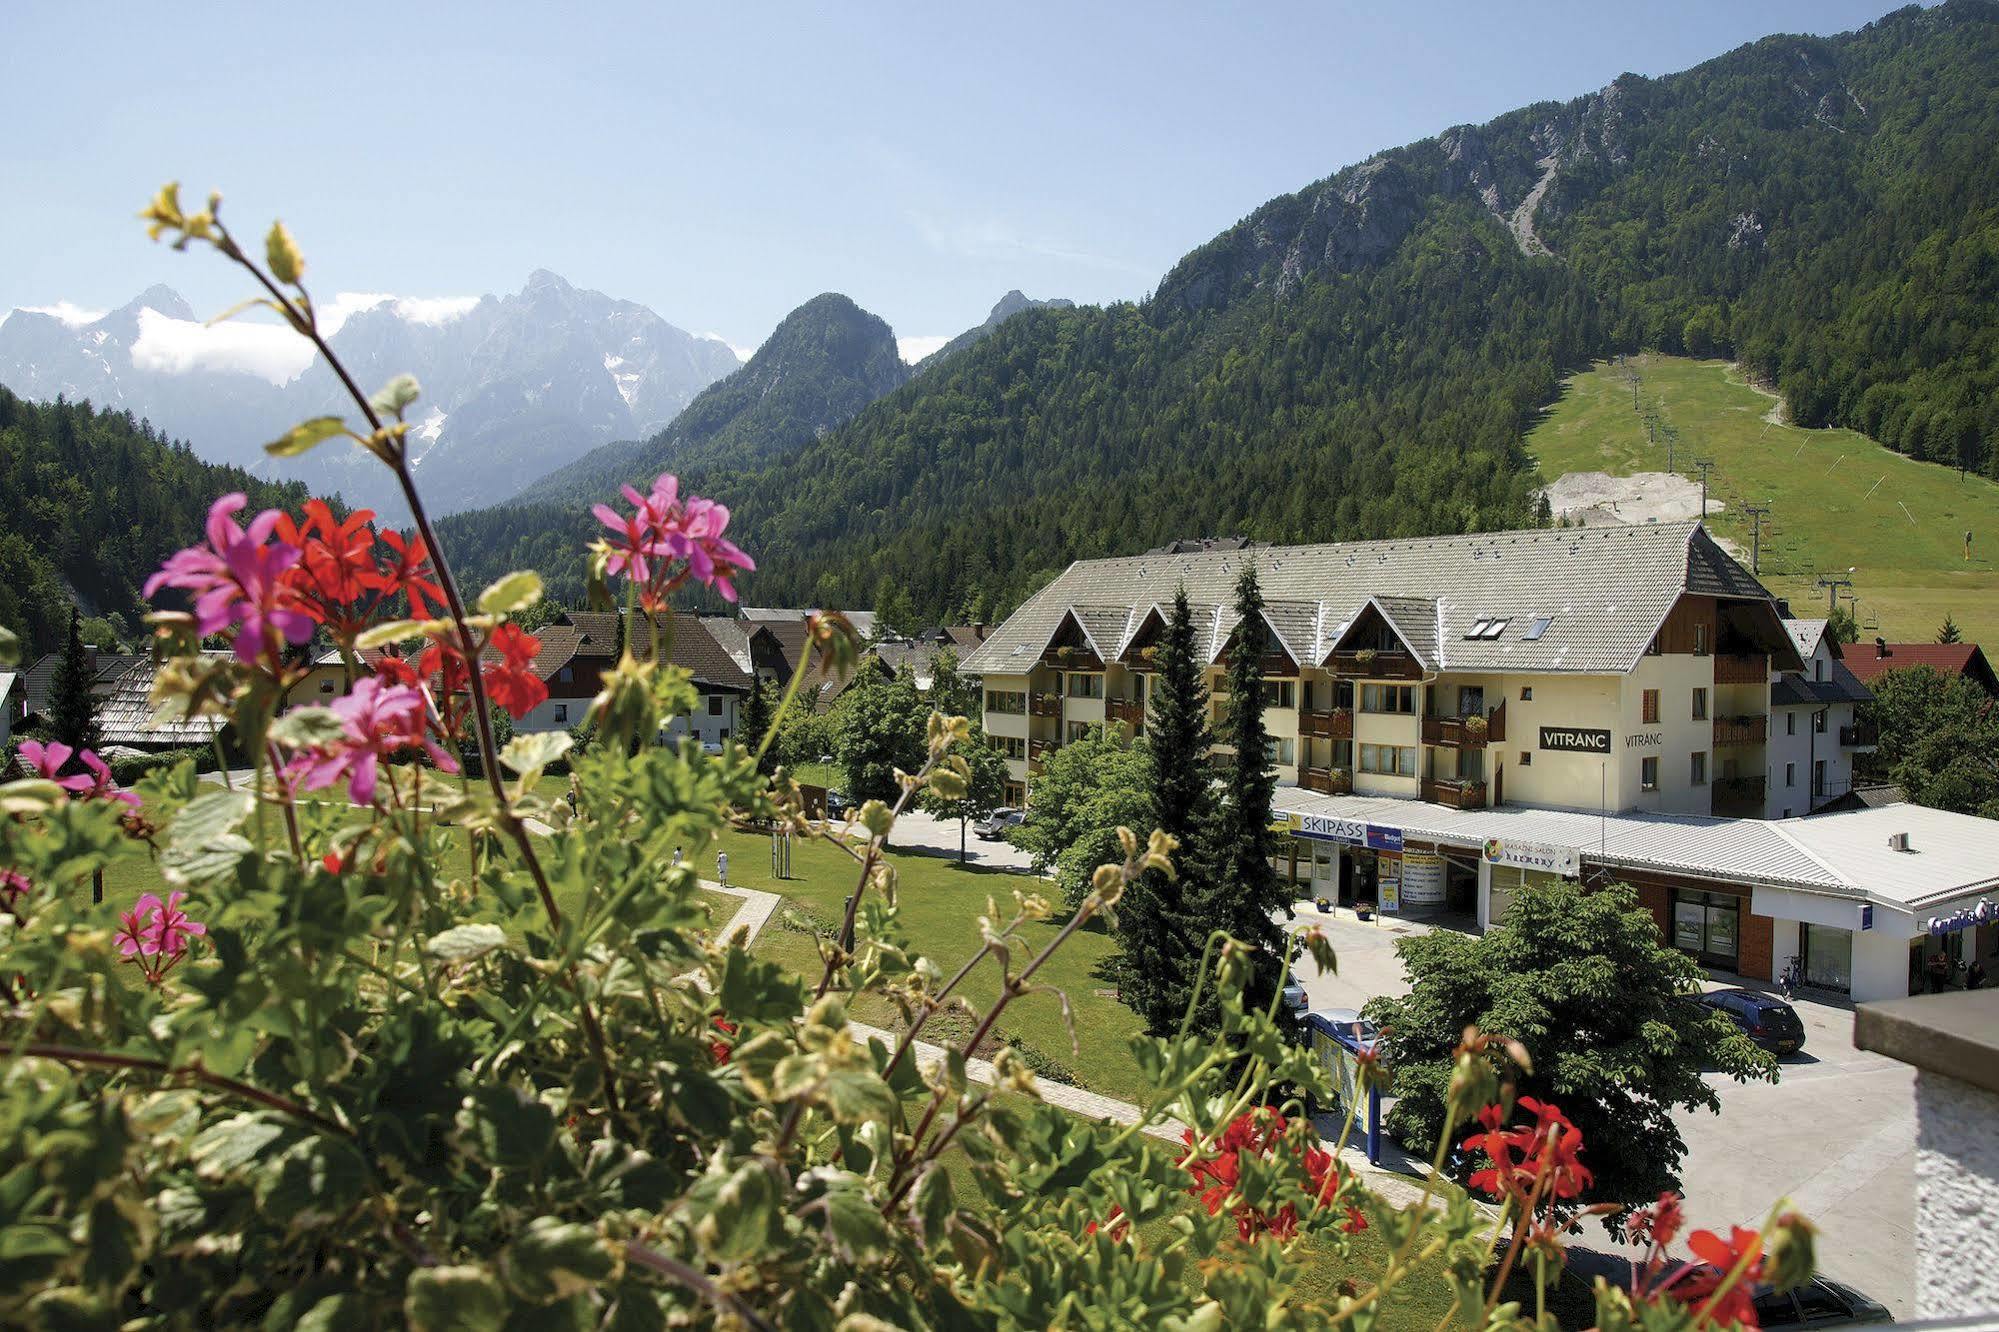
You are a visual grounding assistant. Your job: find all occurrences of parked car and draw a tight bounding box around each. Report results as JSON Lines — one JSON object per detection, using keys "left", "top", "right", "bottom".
{"left": 1698, "top": 987, "right": 1807, "bottom": 1056}
{"left": 824, "top": 789, "right": 852, "bottom": 818}
{"left": 974, "top": 808, "right": 1025, "bottom": 840}
{"left": 1305, "top": 1006, "right": 1381, "bottom": 1049}
{"left": 1751, "top": 1276, "right": 1891, "bottom": 1327}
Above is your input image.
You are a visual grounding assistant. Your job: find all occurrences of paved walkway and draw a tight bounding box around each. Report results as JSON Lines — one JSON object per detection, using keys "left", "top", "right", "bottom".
{"left": 702, "top": 881, "right": 1425, "bottom": 1205}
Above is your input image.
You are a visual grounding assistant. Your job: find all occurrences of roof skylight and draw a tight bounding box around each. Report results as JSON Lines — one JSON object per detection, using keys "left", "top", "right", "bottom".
{"left": 1523, "top": 616, "right": 1553, "bottom": 641}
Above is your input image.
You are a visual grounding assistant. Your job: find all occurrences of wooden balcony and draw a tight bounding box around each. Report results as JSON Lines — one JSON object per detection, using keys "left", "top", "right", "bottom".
{"left": 1300, "top": 766, "right": 1353, "bottom": 796}
{"left": 1421, "top": 778, "right": 1488, "bottom": 810}
{"left": 1028, "top": 739, "right": 1059, "bottom": 761}
{"left": 1298, "top": 707, "right": 1353, "bottom": 739}
{"left": 1840, "top": 721, "right": 1879, "bottom": 749}
{"left": 1712, "top": 714, "right": 1768, "bottom": 746}
{"left": 1325, "top": 648, "right": 1421, "bottom": 680}
{"left": 1713, "top": 654, "right": 1769, "bottom": 685}
{"left": 1712, "top": 775, "right": 1766, "bottom": 817}
{"left": 1028, "top": 692, "right": 1061, "bottom": 718}
{"left": 1421, "top": 699, "right": 1506, "bottom": 748}
{"left": 1107, "top": 697, "right": 1144, "bottom": 726}
{"left": 1217, "top": 650, "right": 1298, "bottom": 678}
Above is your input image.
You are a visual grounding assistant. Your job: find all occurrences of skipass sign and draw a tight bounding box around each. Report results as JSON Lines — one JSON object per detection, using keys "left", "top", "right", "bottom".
{"left": 1481, "top": 836, "right": 1581, "bottom": 878}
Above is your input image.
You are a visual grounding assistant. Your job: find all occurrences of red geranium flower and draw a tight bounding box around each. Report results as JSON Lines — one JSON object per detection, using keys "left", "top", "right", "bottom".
{"left": 482, "top": 622, "right": 548, "bottom": 718}
{"left": 378, "top": 528, "right": 446, "bottom": 620}
{"left": 1462, "top": 1096, "right": 1591, "bottom": 1205}
{"left": 1179, "top": 1109, "right": 1364, "bottom": 1241}
{"left": 1673, "top": 1226, "right": 1766, "bottom": 1329}
{"left": 707, "top": 1016, "right": 738, "bottom": 1065}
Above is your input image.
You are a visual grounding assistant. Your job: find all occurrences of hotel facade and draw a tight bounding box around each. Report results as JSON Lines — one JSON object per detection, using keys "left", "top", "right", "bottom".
{"left": 962, "top": 522, "right": 1996, "bottom": 1002}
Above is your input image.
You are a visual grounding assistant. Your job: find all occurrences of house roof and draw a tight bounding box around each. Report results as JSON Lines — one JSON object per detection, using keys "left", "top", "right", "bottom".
{"left": 740, "top": 606, "right": 877, "bottom": 639}
{"left": 22, "top": 651, "right": 146, "bottom": 717}
{"left": 96, "top": 657, "right": 227, "bottom": 748}
{"left": 1842, "top": 642, "right": 1999, "bottom": 694}
{"left": 0, "top": 672, "right": 16, "bottom": 704}
{"left": 629, "top": 613, "right": 753, "bottom": 692}
{"left": 964, "top": 521, "right": 1793, "bottom": 678}
{"left": 701, "top": 616, "right": 756, "bottom": 672}
{"left": 1785, "top": 618, "right": 1829, "bottom": 662}
{"left": 563, "top": 612, "right": 621, "bottom": 657}
{"left": 1770, "top": 659, "right": 1871, "bottom": 707}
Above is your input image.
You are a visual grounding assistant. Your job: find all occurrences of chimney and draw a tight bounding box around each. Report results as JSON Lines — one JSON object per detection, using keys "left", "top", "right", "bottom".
{"left": 974, "top": 622, "right": 988, "bottom": 641}
{"left": 1874, "top": 637, "right": 1887, "bottom": 659}
{"left": 1887, "top": 831, "right": 1911, "bottom": 852}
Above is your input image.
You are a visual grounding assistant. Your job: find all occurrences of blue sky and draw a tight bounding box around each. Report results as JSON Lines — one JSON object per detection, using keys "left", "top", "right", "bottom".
{"left": 3, "top": 0, "right": 1910, "bottom": 360}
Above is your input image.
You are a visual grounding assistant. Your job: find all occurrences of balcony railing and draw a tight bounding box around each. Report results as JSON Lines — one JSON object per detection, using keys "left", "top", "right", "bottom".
{"left": 1041, "top": 646, "right": 1102, "bottom": 670}
{"left": 1325, "top": 648, "right": 1421, "bottom": 679}
{"left": 1712, "top": 715, "right": 1768, "bottom": 746}
{"left": 1713, "top": 653, "right": 1769, "bottom": 685}
{"left": 1107, "top": 697, "right": 1144, "bottom": 725}
{"left": 1712, "top": 775, "right": 1766, "bottom": 815}
{"left": 1300, "top": 766, "right": 1353, "bottom": 796}
{"left": 1217, "top": 651, "right": 1298, "bottom": 678}
{"left": 1422, "top": 699, "right": 1507, "bottom": 748}
{"left": 1027, "top": 739, "right": 1059, "bottom": 760}
{"left": 1299, "top": 707, "right": 1353, "bottom": 739}
{"left": 1421, "top": 778, "right": 1488, "bottom": 810}
{"left": 1028, "top": 692, "right": 1061, "bottom": 718}
{"left": 1840, "top": 721, "right": 1879, "bottom": 749}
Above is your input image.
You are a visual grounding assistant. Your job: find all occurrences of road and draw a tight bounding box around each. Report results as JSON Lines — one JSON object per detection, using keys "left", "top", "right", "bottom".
{"left": 1284, "top": 902, "right": 1916, "bottom": 1316}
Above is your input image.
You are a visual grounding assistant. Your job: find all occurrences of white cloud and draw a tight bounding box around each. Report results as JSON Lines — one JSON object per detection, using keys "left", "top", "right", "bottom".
{"left": 320, "top": 291, "right": 480, "bottom": 336}
{"left": 897, "top": 335, "right": 951, "bottom": 364}
{"left": 129, "top": 307, "right": 314, "bottom": 386}
{"left": 11, "top": 301, "right": 108, "bottom": 328}
{"left": 698, "top": 332, "right": 757, "bottom": 363}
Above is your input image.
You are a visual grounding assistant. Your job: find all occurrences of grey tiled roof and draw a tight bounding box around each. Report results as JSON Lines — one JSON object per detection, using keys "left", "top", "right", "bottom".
{"left": 1771, "top": 659, "right": 1872, "bottom": 706}
{"left": 1367, "top": 596, "right": 1441, "bottom": 667}
{"left": 1260, "top": 601, "right": 1319, "bottom": 665}
{"left": 98, "top": 658, "right": 226, "bottom": 748}
{"left": 23, "top": 652, "right": 145, "bottom": 717}
{"left": 962, "top": 521, "right": 1782, "bottom": 678}
{"left": 628, "top": 613, "right": 753, "bottom": 691}
{"left": 1785, "top": 618, "right": 1828, "bottom": 662}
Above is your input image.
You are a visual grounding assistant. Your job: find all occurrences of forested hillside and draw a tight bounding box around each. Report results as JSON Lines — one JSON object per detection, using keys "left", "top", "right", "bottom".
{"left": 0, "top": 388, "right": 308, "bottom": 654}
{"left": 439, "top": 2, "right": 1999, "bottom": 620}
{"left": 511, "top": 293, "right": 907, "bottom": 507}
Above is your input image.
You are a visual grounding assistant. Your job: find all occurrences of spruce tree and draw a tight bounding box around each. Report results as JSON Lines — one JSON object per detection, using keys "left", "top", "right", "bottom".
{"left": 1937, "top": 614, "right": 1962, "bottom": 645}
{"left": 1118, "top": 586, "right": 1219, "bottom": 1036}
{"left": 740, "top": 677, "right": 777, "bottom": 775}
{"left": 1210, "top": 561, "right": 1288, "bottom": 1015}
{"left": 49, "top": 607, "right": 100, "bottom": 754}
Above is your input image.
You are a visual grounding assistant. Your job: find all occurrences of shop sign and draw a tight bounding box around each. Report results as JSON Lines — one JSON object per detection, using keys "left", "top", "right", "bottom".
{"left": 1401, "top": 851, "right": 1446, "bottom": 907}
{"left": 1625, "top": 732, "right": 1662, "bottom": 749}
{"left": 1294, "top": 814, "right": 1366, "bottom": 845}
{"left": 1365, "top": 824, "right": 1404, "bottom": 853}
{"left": 1481, "top": 837, "right": 1581, "bottom": 877}
{"left": 1378, "top": 856, "right": 1401, "bottom": 913}
{"left": 1927, "top": 900, "right": 1995, "bottom": 936}
{"left": 1540, "top": 726, "right": 1611, "bottom": 753}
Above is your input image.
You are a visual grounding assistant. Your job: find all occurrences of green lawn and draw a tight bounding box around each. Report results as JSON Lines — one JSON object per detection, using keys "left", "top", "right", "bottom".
{"left": 702, "top": 821, "right": 1150, "bottom": 1098}
{"left": 786, "top": 760, "right": 842, "bottom": 790}
{"left": 1528, "top": 354, "right": 1999, "bottom": 647}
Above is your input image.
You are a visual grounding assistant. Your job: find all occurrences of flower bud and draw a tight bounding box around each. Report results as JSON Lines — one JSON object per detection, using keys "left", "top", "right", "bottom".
{"left": 1764, "top": 1211, "right": 1817, "bottom": 1293}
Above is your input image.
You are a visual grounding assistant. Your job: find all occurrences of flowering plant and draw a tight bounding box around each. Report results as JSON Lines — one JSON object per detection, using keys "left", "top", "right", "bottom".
{"left": 0, "top": 188, "right": 1819, "bottom": 1327}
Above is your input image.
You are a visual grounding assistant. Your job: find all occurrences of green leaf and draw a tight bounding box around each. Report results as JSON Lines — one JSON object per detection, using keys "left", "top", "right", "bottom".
{"left": 910, "top": 1165, "right": 953, "bottom": 1247}
{"left": 500, "top": 731, "right": 571, "bottom": 781}
{"left": 190, "top": 1114, "right": 289, "bottom": 1180}
{"left": 370, "top": 374, "right": 423, "bottom": 418}
{"left": 258, "top": 1136, "right": 369, "bottom": 1226}
{"left": 457, "top": 1085, "right": 557, "bottom": 1169}
{"left": 502, "top": 1217, "right": 618, "bottom": 1303}
{"left": 405, "top": 1266, "right": 507, "bottom": 1332}
{"left": 269, "top": 706, "right": 347, "bottom": 749}
{"left": 163, "top": 787, "right": 257, "bottom": 886}
{"left": 819, "top": 1065, "right": 897, "bottom": 1124}
{"left": 0, "top": 624, "right": 19, "bottom": 668}
{"left": 294, "top": 1293, "right": 371, "bottom": 1332}
{"left": 477, "top": 571, "right": 543, "bottom": 616}
{"left": 266, "top": 416, "right": 348, "bottom": 458}
{"left": 694, "top": 1163, "right": 778, "bottom": 1262}
{"left": 427, "top": 923, "right": 508, "bottom": 964}
{"left": 355, "top": 619, "right": 424, "bottom": 651}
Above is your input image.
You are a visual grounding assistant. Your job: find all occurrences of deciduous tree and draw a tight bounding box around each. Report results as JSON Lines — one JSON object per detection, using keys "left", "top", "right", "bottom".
{"left": 1369, "top": 878, "right": 1775, "bottom": 1218}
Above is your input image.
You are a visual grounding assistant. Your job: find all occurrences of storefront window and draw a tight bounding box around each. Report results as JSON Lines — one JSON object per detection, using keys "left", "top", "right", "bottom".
{"left": 1800, "top": 923, "right": 1852, "bottom": 993}
{"left": 1671, "top": 889, "right": 1740, "bottom": 968}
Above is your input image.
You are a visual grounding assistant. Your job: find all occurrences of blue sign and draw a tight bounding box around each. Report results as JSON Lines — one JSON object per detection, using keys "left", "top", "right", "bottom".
{"left": 1365, "top": 824, "right": 1403, "bottom": 853}
{"left": 1297, "top": 814, "right": 1366, "bottom": 845}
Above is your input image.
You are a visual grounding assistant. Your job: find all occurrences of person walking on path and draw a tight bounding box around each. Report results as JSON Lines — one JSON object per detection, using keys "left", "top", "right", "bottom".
{"left": 717, "top": 850, "right": 729, "bottom": 888}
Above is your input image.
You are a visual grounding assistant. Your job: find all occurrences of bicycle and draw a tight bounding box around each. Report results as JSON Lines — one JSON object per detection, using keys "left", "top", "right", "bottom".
{"left": 1779, "top": 954, "right": 1801, "bottom": 1001}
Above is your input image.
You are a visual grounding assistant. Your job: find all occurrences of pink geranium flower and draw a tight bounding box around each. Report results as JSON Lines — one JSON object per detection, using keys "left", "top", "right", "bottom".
{"left": 16, "top": 740, "right": 139, "bottom": 808}
{"left": 117, "top": 890, "right": 206, "bottom": 983}
{"left": 285, "top": 676, "right": 458, "bottom": 805}
{"left": 593, "top": 473, "right": 755, "bottom": 609}
{"left": 0, "top": 868, "right": 31, "bottom": 910}
{"left": 143, "top": 492, "right": 316, "bottom": 664}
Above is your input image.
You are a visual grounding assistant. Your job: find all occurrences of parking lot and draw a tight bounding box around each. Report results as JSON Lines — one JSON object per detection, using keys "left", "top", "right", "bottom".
{"left": 1285, "top": 903, "right": 1916, "bottom": 1317}
{"left": 834, "top": 807, "right": 1038, "bottom": 872}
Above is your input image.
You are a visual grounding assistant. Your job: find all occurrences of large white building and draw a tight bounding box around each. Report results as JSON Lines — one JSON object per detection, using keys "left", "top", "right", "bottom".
{"left": 963, "top": 522, "right": 1993, "bottom": 1001}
